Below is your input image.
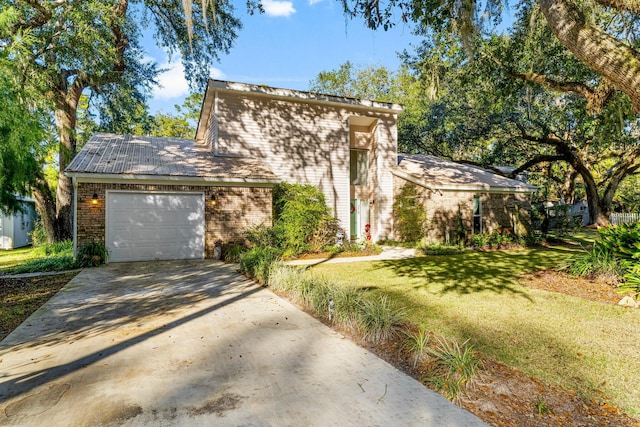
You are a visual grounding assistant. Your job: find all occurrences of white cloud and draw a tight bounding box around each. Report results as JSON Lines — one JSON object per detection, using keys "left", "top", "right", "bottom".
{"left": 154, "top": 60, "right": 190, "bottom": 99}
{"left": 153, "top": 57, "right": 226, "bottom": 100}
{"left": 308, "top": 0, "right": 323, "bottom": 5}
{"left": 209, "top": 67, "right": 226, "bottom": 80}
{"left": 261, "top": 0, "right": 296, "bottom": 17}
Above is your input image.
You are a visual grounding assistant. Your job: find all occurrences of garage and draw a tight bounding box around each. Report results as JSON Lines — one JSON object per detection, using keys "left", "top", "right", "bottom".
{"left": 106, "top": 191, "right": 205, "bottom": 262}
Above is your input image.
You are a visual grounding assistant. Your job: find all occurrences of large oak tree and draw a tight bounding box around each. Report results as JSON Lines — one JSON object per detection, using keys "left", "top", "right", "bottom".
{"left": 340, "top": 0, "right": 640, "bottom": 225}
{"left": 0, "top": 0, "right": 246, "bottom": 241}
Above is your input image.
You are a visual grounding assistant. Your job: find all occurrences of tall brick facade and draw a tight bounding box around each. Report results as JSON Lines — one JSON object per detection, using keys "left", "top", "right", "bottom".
{"left": 76, "top": 182, "right": 272, "bottom": 259}
{"left": 393, "top": 177, "right": 531, "bottom": 244}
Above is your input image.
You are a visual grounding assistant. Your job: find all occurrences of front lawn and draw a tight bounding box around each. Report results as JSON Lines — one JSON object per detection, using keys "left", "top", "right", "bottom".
{"left": 0, "top": 246, "right": 40, "bottom": 270}
{"left": 309, "top": 246, "right": 640, "bottom": 417}
{"left": 0, "top": 242, "right": 76, "bottom": 274}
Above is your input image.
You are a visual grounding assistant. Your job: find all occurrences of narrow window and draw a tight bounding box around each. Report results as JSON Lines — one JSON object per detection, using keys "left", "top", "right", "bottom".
{"left": 473, "top": 196, "right": 482, "bottom": 234}
{"left": 350, "top": 149, "right": 368, "bottom": 186}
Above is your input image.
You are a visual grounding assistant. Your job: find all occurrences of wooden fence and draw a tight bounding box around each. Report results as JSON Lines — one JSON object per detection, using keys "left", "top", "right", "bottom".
{"left": 610, "top": 212, "right": 640, "bottom": 225}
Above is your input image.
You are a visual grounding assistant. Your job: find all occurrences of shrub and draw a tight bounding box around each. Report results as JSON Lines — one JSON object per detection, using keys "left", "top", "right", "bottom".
{"left": 332, "top": 286, "right": 363, "bottom": 330}
{"left": 393, "top": 184, "right": 427, "bottom": 243}
{"left": 470, "top": 229, "right": 519, "bottom": 250}
{"left": 563, "top": 244, "right": 628, "bottom": 280}
{"left": 35, "top": 240, "right": 73, "bottom": 256}
{"left": 417, "top": 243, "right": 466, "bottom": 256}
{"left": 357, "top": 295, "right": 405, "bottom": 343}
{"left": 307, "top": 217, "right": 342, "bottom": 253}
{"left": 245, "top": 223, "right": 283, "bottom": 248}
{"left": 523, "top": 230, "right": 545, "bottom": 247}
{"left": 470, "top": 233, "right": 490, "bottom": 249}
{"left": 239, "top": 246, "right": 282, "bottom": 284}
{"left": 598, "top": 223, "right": 640, "bottom": 262}
{"left": 307, "top": 276, "right": 334, "bottom": 316}
{"left": 29, "top": 221, "right": 48, "bottom": 247}
{"left": 222, "top": 243, "right": 247, "bottom": 263}
{"left": 563, "top": 224, "right": 640, "bottom": 297}
{"left": 273, "top": 183, "right": 333, "bottom": 256}
{"left": 77, "top": 239, "right": 108, "bottom": 267}
{"left": 267, "top": 262, "right": 302, "bottom": 294}
{"left": 619, "top": 265, "right": 640, "bottom": 297}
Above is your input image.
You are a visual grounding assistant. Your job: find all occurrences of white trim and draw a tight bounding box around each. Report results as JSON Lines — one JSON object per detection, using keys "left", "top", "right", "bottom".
{"left": 209, "top": 80, "right": 403, "bottom": 113}
{"left": 66, "top": 173, "right": 280, "bottom": 187}
{"left": 72, "top": 177, "right": 78, "bottom": 258}
{"left": 214, "top": 90, "right": 219, "bottom": 155}
{"left": 390, "top": 169, "right": 537, "bottom": 194}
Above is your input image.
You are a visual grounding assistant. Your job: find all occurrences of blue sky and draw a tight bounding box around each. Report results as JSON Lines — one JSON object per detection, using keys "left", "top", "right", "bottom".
{"left": 145, "top": 0, "right": 419, "bottom": 113}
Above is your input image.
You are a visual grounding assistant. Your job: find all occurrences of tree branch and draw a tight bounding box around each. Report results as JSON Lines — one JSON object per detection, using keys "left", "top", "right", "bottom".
{"left": 509, "top": 155, "right": 566, "bottom": 178}
{"left": 594, "top": 0, "right": 640, "bottom": 14}
{"left": 540, "top": 0, "right": 640, "bottom": 112}
{"left": 506, "top": 71, "right": 616, "bottom": 113}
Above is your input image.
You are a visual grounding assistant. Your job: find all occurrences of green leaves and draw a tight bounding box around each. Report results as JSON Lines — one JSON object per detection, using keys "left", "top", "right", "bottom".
{"left": 0, "top": 61, "right": 48, "bottom": 215}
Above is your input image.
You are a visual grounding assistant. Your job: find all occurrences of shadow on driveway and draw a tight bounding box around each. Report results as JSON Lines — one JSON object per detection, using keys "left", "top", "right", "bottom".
{"left": 0, "top": 260, "right": 486, "bottom": 426}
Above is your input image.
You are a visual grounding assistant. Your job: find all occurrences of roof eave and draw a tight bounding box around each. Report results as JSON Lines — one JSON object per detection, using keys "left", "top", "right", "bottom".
{"left": 65, "top": 172, "right": 281, "bottom": 187}
{"left": 391, "top": 169, "right": 538, "bottom": 194}
{"left": 196, "top": 79, "right": 404, "bottom": 142}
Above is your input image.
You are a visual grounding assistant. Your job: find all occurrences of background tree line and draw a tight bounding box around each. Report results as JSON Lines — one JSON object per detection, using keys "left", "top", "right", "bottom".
{"left": 2, "top": 0, "right": 639, "bottom": 244}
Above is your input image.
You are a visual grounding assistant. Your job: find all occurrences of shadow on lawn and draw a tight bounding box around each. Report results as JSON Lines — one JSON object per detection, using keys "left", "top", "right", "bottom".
{"left": 372, "top": 247, "right": 575, "bottom": 297}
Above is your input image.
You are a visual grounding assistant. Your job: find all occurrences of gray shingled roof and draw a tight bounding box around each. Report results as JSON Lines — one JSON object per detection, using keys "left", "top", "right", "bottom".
{"left": 394, "top": 154, "right": 537, "bottom": 192}
{"left": 65, "top": 133, "right": 278, "bottom": 182}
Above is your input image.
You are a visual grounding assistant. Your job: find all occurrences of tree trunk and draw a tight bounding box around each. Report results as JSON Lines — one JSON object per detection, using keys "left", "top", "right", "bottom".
{"left": 53, "top": 97, "right": 79, "bottom": 241}
{"left": 539, "top": 0, "right": 640, "bottom": 111}
{"left": 31, "top": 178, "right": 57, "bottom": 244}
{"left": 573, "top": 162, "right": 611, "bottom": 226}
{"left": 561, "top": 169, "right": 578, "bottom": 203}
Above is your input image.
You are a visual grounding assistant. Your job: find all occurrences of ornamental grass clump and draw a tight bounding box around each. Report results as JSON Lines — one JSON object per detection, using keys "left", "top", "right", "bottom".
{"left": 332, "top": 286, "right": 364, "bottom": 331}
{"left": 404, "top": 327, "right": 431, "bottom": 368}
{"left": 426, "top": 336, "right": 480, "bottom": 401}
{"left": 357, "top": 295, "right": 406, "bottom": 344}
{"left": 267, "top": 262, "right": 301, "bottom": 294}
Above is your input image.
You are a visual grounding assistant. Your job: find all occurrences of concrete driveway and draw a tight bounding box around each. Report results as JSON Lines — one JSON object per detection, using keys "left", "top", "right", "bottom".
{"left": 0, "top": 261, "right": 486, "bottom": 426}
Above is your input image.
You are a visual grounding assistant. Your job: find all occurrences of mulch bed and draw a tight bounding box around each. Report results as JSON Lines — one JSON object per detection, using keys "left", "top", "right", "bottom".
{"left": 0, "top": 272, "right": 78, "bottom": 340}
{"left": 521, "top": 270, "right": 625, "bottom": 305}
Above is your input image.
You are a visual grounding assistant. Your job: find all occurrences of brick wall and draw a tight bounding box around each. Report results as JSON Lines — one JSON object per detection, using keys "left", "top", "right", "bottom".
{"left": 76, "top": 182, "right": 272, "bottom": 259}
{"left": 393, "top": 177, "right": 531, "bottom": 243}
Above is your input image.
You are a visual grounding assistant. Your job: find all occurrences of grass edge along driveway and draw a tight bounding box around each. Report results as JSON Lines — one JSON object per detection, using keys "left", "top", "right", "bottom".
{"left": 309, "top": 247, "right": 640, "bottom": 417}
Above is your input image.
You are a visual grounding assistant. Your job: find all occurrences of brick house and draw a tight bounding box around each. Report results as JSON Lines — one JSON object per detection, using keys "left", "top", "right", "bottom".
{"left": 66, "top": 80, "right": 402, "bottom": 262}
{"left": 66, "top": 80, "right": 535, "bottom": 262}
{"left": 392, "top": 155, "right": 537, "bottom": 243}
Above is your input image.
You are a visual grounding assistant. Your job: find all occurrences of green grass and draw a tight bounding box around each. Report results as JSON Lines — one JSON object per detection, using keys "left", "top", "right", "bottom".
{"left": 309, "top": 246, "right": 640, "bottom": 416}
{"left": 0, "top": 246, "right": 41, "bottom": 270}
{"left": 549, "top": 228, "right": 599, "bottom": 247}
{"left": 0, "top": 243, "right": 76, "bottom": 274}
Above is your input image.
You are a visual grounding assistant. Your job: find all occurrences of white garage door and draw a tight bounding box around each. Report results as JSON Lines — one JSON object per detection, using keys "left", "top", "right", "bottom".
{"left": 106, "top": 192, "right": 205, "bottom": 262}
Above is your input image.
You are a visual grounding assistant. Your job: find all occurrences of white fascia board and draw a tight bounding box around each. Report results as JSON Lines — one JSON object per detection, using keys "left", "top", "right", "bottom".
{"left": 65, "top": 172, "right": 280, "bottom": 188}
{"left": 208, "top": 80, "right": 404, "bottom": 114}
{"left": 391, "top": 169, "right": 538, "bottom": 194}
